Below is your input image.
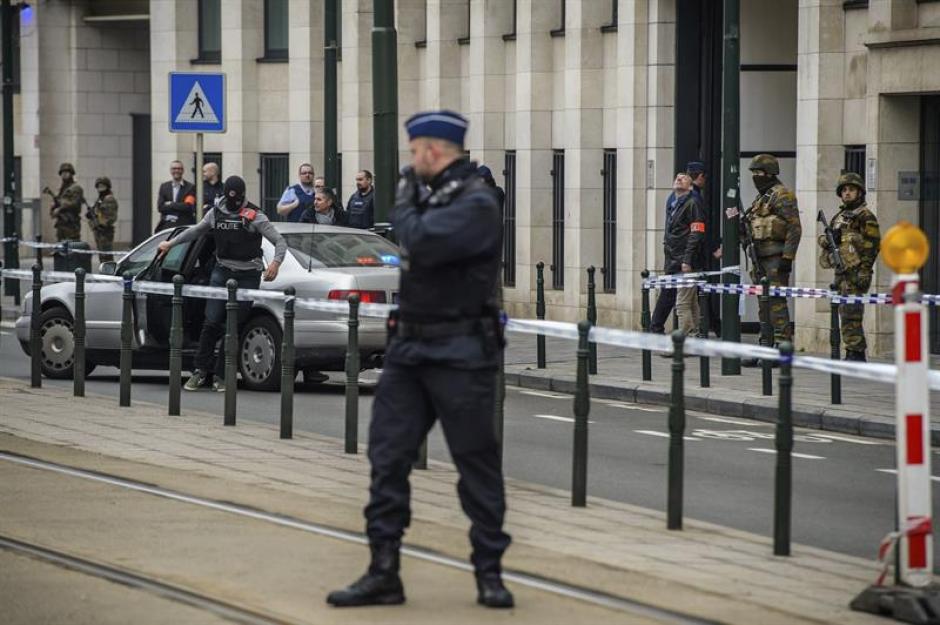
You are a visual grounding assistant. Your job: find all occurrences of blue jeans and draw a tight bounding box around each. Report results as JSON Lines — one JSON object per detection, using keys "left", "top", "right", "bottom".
{"left": 194, "top": 265, "right": 262, "bottom": 377}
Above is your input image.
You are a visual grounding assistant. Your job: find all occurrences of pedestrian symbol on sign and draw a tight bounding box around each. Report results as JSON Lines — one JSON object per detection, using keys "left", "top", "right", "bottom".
{"left": 174, "top": 81, "right": 219, "bottom": 125}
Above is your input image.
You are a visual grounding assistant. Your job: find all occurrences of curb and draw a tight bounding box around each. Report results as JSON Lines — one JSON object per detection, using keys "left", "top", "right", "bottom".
{"left": 507, "top": 367, "right": 940, "bottom": 446}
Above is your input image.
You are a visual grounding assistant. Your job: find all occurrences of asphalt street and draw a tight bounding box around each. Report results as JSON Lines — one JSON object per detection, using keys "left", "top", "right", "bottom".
{"left": 1, "top": 327, "right": 935, "bottom": 567}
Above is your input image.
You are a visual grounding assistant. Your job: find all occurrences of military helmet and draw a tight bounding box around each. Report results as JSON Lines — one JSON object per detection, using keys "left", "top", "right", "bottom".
{"left": 58, "top": 162, "right": 75, "bottom": 175}
{"left": 747, "top": 154, "right": 780, "bottom": 176}
{"left": 836, "top": 172, "right": 865, "bottom": 197}
{"left": 94, "top": 176, "right": 112, "bottom": 189}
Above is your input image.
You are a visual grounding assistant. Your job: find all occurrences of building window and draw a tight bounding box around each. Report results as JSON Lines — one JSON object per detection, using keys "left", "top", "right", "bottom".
{"left": 844, "top": 145, "right": 866, "bottom": 181}
{"left": 458, "top": 0, "right": 470, "bottom": 44}
{"left": 503, "top": 0, "right": 517, "bottom": 41}
{"left": 197, "top": 0, "right": 221, "bottom": 63}
{"left": 602, "top": 149, "right": 617, "bottom": 292}
{"left": 259, "top": 153, "right": 290, "bottom": 221}
{"left": 263, "top": 0, "right": 289, "bottom": 60}
{"left": 503, "top": 151, "right": 517, "bottom": 287}
{"left": 551, "top": 150, "right": 565, "bottom": 290}
{"left": 550, "top": 0, "right": 565, "bottom": 37}
{"left": 601, "top": 0, "right": 618, "bottom": 32}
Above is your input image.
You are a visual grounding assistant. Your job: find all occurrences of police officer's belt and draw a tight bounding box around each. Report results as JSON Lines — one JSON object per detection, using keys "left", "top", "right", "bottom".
{"left": 396, "top": 317, "right": 493, "bottom": 339}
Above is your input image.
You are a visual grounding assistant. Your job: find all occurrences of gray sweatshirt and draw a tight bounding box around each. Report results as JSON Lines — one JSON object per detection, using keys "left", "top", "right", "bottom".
{"left": 166, "top": 202, "right": 288, "bottom": 272}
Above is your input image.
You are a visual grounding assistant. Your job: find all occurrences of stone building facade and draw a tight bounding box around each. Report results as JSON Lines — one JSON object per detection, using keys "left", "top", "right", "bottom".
{"left": 4, "top": 0, "right": 940, "bottom": 355}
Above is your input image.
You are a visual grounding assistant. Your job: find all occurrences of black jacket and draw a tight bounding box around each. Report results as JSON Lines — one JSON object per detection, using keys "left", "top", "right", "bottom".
{"left": 203, "top": 180, "right": 224, "bottom": 213}
{"left": 345, "top": 188, "right": 375, "bottom": 229}
{"left": 663, "top": 192, "right": 706, "bottom": 272}
{"left": 299, "top": 204, "right": 349, "bottom": 226}
{"left": 155, "top": 179, "right": 197, "bottom": 231}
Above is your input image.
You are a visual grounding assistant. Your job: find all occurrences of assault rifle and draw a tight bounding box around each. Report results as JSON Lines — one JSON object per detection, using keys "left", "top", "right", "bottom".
{"left": 83, "top": 197, "right": 101, "bottom": 231}
{"left": 739, "top": 203, "right": 764, "bottom": 278}
{"left": 41, "top": 186, "right": 60, "bottom": 217}
{"left": 816, "top": 210, "right": 845, "bottom": 273}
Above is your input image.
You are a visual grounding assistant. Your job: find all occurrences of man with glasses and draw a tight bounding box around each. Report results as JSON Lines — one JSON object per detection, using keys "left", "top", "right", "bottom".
{"left": 155, "top": 160, "right": 196, "bottom": 232}
{"left": 277, "top": 163, "right": 317, "bottom": 222}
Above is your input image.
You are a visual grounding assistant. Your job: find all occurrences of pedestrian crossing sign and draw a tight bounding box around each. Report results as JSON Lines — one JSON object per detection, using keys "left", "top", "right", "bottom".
{"left": 168, "top": 72, "right": 226, "bottom": 133}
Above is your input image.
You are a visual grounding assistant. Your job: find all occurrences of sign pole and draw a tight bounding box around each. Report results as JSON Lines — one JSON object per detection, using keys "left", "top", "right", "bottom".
{"left": 195, "top": 133, "right": 204, "bottom": 220}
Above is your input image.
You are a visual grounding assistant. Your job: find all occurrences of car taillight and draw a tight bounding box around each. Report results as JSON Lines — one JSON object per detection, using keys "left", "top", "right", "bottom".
{"left": 327, "top": 289, "right": 387, "bottom": 303}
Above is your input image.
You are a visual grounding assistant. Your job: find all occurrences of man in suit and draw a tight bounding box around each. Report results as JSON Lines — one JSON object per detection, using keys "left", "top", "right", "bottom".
{"left": 155, "top": 160, "right": 197, "bottom": 232}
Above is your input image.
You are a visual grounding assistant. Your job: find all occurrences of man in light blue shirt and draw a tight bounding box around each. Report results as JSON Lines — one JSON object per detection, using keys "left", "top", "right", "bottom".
{"left": 276, "top": 163, "right": 316, "bottom": 222}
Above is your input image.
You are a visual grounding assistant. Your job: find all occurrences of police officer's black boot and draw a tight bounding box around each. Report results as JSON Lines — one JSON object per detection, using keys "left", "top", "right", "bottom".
{"left": 476, "top": 571, "right": 514, "bottom": 608}
{"left": 326, "top": 542, "right": 405, "bottom": 607}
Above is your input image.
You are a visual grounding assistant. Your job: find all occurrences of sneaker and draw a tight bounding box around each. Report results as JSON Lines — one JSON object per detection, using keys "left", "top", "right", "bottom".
{"left": 184, "top": 370, "right": 210, "bottom": 391}
{"left": 212, "top": 378, "right": 225, "bottom": 393}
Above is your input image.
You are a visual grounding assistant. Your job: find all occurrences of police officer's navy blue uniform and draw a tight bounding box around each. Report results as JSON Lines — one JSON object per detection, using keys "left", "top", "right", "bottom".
{"left": 328, "top": 110, "right": 513, "bottom": 610}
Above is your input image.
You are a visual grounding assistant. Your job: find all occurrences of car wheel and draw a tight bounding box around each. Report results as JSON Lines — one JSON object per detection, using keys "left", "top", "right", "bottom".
{"left": 239, "top": 315, "right": 282, "bottom": 392}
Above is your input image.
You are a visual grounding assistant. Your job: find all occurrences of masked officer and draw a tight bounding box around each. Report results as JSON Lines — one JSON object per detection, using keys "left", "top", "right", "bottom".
{"left": 43, "top": 163, "right": 84, "bottom": 242}
{"left": 818, "top": 172, "right": 880, "bottom": 361}
{"left": 156, "top": 175, "right": 287, "bottom": 391}
{"left": 87, "top": 177, "right": 118, "bottom": 262}
{"left": 733, "top": 154, "right": 801, "bottom": 365}
{"left": 327, "top": 111, "right": 513, "bottom": 609}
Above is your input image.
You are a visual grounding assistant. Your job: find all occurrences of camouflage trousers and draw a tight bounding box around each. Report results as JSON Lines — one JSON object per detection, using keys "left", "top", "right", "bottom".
{"left": 751, "top": 255, "right": 791, "bottom": 345}
{"left": 835, "top": 273, "right": 871, "bottom": 355}
{"left": 94, "top": 228, "right": 115, "bottom": 263}
{"left": 55, "top": 223, "right": 81, "bottom": 243}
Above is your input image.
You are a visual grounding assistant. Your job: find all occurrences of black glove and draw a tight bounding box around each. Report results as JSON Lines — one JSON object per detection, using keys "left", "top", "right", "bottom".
{"left": 778, "top": 258, "right": 793, "bottom": 274}
{"left": 395, "top": 166, "right": 419, "bottom": 209}
{"left": 832, "top": 228, "right": 842, "bottom": 245}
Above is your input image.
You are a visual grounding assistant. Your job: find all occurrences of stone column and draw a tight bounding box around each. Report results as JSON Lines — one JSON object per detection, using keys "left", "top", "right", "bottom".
{"left": 467, "top": 0, "right": 509, "bottom": 174}
{"left": 288, "top": 0, "right": 325, "bottom": 175}
{"left": 340, "top": 0, "right": 374, "bottom": 183}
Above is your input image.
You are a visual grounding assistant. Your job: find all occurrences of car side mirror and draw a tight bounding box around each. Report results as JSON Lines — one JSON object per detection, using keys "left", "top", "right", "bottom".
{"left": 99, "top": 261, "right": 118, "bottom": 275}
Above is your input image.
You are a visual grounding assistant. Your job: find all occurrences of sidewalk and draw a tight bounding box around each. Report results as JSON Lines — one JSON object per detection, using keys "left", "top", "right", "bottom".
{"left": 0, "top": 377, "right": 898, "bottom": 624}
{"left": 506, "top": 335, "right": 940, "bottom": 444}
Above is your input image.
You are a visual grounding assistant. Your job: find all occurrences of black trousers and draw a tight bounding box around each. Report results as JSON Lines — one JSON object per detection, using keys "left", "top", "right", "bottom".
{"left": 649, "top": 288, "right": 676, "bottom": 334}
{"left": 365, "top": 363, "right": 511, "bottom": 574}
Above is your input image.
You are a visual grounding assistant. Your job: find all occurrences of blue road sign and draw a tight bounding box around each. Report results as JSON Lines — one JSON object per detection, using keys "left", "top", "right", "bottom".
{"left": 169, "top": 72, "right": 226, "bottom": 133}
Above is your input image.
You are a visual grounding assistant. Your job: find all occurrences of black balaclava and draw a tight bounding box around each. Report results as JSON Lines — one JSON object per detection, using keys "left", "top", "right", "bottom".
{"left": 223, "top": 175, "right": 246, "bottom": 211}
{"left": 752, "top": 173, "right": 777, "bottom": 194}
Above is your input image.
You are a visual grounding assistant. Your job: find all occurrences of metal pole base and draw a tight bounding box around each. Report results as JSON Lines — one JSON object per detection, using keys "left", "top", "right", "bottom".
{"left": 851, "top": 584, "right": 940, "bottom": 624}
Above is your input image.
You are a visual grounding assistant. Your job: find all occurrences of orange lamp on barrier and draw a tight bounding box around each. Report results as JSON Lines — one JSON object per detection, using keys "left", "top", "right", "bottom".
{"left": 881, "top": 221, "right": 929, "bottom": 275}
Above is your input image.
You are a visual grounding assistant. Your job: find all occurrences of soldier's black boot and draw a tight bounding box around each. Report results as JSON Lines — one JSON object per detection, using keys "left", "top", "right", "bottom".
{"left": 326, "top": 542, "right": 405, "bottom": 607}
{"left": 476, "top": 571, "right": 514, "bottom": 608}
{"left": 845, "top": 350, "right": 867, "bottom": 362}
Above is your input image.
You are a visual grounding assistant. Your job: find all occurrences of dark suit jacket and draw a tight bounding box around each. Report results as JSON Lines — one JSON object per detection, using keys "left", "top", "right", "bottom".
{"left": 155, "top": 179, "right": 197, "bottom": 232}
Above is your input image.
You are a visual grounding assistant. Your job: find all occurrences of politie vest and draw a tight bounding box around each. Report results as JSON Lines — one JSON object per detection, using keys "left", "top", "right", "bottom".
{"left": 286, "top": 184, "right": 315, "bottom": 222}
{"left": 213, "top": 206, "right": 262, "bottom": 262}
{"left": 397, "top": 175, "right": 500, "bottom": 323}
{"left": 346, "top": 189, "right": 374, "bottom": 229}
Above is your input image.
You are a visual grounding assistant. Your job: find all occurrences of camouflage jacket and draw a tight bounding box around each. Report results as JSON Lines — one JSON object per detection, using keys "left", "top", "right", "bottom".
{"left": 818, "top": 202, "right": 880, "bottom": 274}
{"left": 54, "top": 182, "right": 84, "bottom": 226}
{"left": 90, "top": 193, "right": 118, "bottom": 232}
{"left": 743, "top": 182, "right": 802, "bottom": 259}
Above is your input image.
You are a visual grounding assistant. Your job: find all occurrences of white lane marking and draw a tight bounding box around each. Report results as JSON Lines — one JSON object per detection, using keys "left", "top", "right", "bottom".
{"left": 602, "top": 402, "right": 665, "bottom": 413}
{"left": 876, "top": 469, "right": 940, "bottom": 482}
{"left": 534, "top": 414, "right": 595, "bottom": 424}
{"left": 808, "top": 433, "right": 882, "bottom": 446}
{"left": 635, "top": 430, "right": 699, "bottom": 441}
{"left": 697, "top": 416, "right": 883, "bottom": 445}
{"left": 697, "top": 415, "right": 770, "bottom": 427}
{"left": 747, "top": 448, "right": 825, "bottom": 460}
{"left": 519, "top": 390, "right": 570, "bottom": 400}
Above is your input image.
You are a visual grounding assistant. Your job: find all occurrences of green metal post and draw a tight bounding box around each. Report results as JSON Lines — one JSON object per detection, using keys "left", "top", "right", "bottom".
{"left": 168, "top": 275, "right": 183, "bottom": 416}
{"left": 345, "top": 293, "right": 360, "bottom": 453}
{"left": 372, "top": 0, "right": 398, "bottom": 224}
{"left": 224, "top": 279, "right": 238, "bottom": 426}
{"left": 640, "top": 269, "right": 652, "bottom": 381}
{"left": 29, "top": 264, "right": 41, "bottom": 388}
{"left": 536, "top": 261, "right": 546, "bottom": 368}
{"left": 324, "top": 0, "right": 339, "bottom": 189}
{"left": 586, "top": 266, "right": 597, "bottom": 374}
{"left": 34, "top": 234, "right": 42, "bottom": 270}
{"left": 2, "top": 0, "right": 18, "bottom": 296}
{"left": 760, "top": 276, "right": 773, "bottom": 396}
{"left": 667, "top": 330, "right": 686, "bottom": 530}
{"left": 698, "top": 286, "right": 710, "bottom": 388}
{"left": 774, "top": 341, "right": 794, "bottom": 556}
{"left": 73, "top": 268, "right": 85, "bottom": 397}
{"left": 281, "top": 287, "right": 296, "bottom": 439}
{"left": 572, "top": 320, "right": 591, "bottom": 507}
{"left": 829, "top": 283, "right": 842, "bottom": 405}
{"left": 720, "top": 0, "right": 741, "bottom": 376}
{"left": 119, "top": 272, "right": 133, "bottom": 407}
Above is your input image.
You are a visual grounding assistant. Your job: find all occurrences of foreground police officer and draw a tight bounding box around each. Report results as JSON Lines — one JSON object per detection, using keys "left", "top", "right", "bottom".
{"left": 327, "top": 110, "right": 512, "bottom": 609}
{"left": 733, "top": 154, "right": 802, "bottom": 366}
{"left": 818, "top": 172, "right": 880, "bottom": 361}
{"left": 156, "top": 175, "right": 287, "bottom": 391}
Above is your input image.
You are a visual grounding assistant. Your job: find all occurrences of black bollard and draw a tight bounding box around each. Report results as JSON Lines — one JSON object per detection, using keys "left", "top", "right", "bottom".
{"left": 667, "top": 330, "right": 686, "bottom": 530}
{"left": 119, "top": 272, "right": 133, "bottom": 407}
{"left": 829, "top": 284, "right": 842, "bottom": 405}
{"left": 30, "top": 264, "right": 42, "bottom": 388}
{"left": 168, "top": 275, "right": 183, "bottom": 416}
{"left": 73, "top": 268, "right": 86, "bottom": 397}
{"left": 536, "top": 261, "right": 546, "bottom": 368}
{"left": 572, "top": 320, "right": 591, "bottom": 507}
{"left": 640, "top": 269, "right": 652, "bottom": 381}
{"left": 281, "top": 287, "right": 296, "bottom": 439}
{"left": 698, "top": 286, "right": 710, "bottom": 388}
{"left": 774, "top": 341, "right": 794, "bottom": 556}
{"left": 759, "top": 277, "right": 773, "bottom": 396}
{"left": 223, "top": 279, "right": 238, "bottom": 426}
{"left": 586, "top": 266, "right": 597, "bottom": 375}
{"left": 34, "top": 234, "right": 42, "bottom": 270}
{"left": 344, "top": 293, "right": 360, "bottom": 452}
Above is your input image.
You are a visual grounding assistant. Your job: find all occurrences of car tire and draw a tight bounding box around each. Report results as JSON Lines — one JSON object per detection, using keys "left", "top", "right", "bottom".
{"left": 238, "top": 315, "right": 282, "bottom": 392}
{"left": 37, "top": 306, "right": 97, "bottom": 379}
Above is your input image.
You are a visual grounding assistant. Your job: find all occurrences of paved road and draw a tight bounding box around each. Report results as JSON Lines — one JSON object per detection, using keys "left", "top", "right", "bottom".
{"left": 1, "top": 330, "right": 934, "bottom": 566}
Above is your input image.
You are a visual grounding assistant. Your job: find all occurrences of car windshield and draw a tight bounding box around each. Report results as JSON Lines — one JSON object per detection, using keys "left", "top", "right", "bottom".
{"left": 284, "top": 232, "right": 401, "bottom": 269}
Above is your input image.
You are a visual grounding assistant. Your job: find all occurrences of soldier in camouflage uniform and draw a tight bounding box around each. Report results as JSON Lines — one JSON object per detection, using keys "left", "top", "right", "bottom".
{"left": 736, "top": 154, "right": 802, "bottom": 364}
{"left": 88, "top": 176, "right": 118, "bottom": 262}
{"left": 818, "top": 172, "right": 880, "bottom": 362}
{"left": 46, "top": 163, "right": 85, "bottom": 242}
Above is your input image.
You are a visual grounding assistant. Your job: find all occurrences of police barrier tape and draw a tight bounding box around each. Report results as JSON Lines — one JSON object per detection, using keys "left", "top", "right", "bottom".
{"left": 5, "top": 267, "right": 940, "bottom": 389}
{"left": 645, "top": 265, "right": 741, "bottom": 281}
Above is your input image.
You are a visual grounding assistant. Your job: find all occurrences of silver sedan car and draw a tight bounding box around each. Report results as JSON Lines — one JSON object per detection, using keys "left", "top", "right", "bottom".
{"left": 16, "top": 223, "right": 400, "bottom": 391}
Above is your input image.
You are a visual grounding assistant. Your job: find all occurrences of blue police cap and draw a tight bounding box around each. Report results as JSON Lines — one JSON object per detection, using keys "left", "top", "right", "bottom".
{"left": 477, "top": 165, "right": 494, "bottom": 180}
{"left": 405, "top": 110, "right": 469, "bottom": 146}
{"left": 686, "top": 161, "right": 706, "bottom": 175}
